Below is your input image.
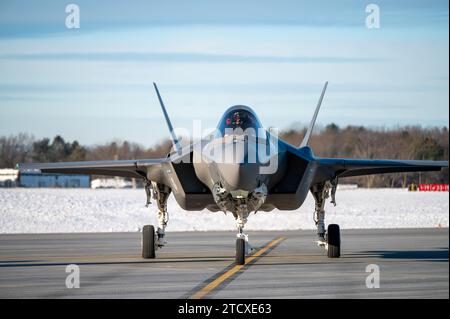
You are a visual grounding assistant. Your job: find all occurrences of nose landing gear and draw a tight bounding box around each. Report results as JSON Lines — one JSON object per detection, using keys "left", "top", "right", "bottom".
{"left": 233, "top": 205, "right": 255, "bottom": 265}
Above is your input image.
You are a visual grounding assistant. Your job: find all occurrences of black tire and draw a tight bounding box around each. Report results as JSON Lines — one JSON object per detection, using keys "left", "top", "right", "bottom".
{"left": 236, "top": 238, "right": 246, "bottom": 265}
{"left": 142, "top": 225, "right": 156, "bottom": 259}
{"left": 327, "top": 224, "right": 341, "bottom": 258}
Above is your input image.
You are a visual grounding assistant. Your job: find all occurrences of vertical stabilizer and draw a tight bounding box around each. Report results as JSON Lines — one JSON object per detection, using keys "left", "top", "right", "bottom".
{"left": 153, "top": 83, "right": 183, "bottom": 155}
{"left": 299, "top": 82, "right": 328, "bottom": 148}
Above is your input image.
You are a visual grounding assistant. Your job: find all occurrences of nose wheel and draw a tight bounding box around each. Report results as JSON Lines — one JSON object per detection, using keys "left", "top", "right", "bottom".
{"left": 236, "top": 238, "right": 246, "bottom": 265}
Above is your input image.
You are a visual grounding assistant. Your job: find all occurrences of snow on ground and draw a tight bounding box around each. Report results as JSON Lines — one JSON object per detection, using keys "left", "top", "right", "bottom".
{"left": 0, "top": 188, "right": 448, "bottom": 234}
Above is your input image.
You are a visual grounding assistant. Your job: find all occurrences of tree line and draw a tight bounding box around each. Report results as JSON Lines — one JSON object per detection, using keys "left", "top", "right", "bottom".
{"left": 282, "top": 124, "right": 448, "bottom": 187}
{"left": 0, "top": 133, "right": 172, "bottom": 167}
{"left": 0, "top": 124, "right": 448, "bottom": 187}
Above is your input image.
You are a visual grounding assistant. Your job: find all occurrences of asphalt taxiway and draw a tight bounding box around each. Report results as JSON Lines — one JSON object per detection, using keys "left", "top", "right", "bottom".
{"left": 0, "top": 229, "right": 448, "bottom": 298}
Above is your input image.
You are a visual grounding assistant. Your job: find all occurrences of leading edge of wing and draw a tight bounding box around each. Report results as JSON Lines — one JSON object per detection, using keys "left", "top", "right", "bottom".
{"left": 317, "top": 157, "right": 449, "bottom": 168}
{"left": 16, "top": 158, "right": 169, "bottom": 179}
{"left": 17, "top": 158, "right": 168, "bottom": 171}
{"left": 316, "top": 157, "right": 448, "bottom": 178}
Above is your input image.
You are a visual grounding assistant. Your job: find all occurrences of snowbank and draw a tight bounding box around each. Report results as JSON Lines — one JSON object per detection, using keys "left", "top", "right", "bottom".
{"left": 0, "top": 188, "right": 448, "bottom": 234}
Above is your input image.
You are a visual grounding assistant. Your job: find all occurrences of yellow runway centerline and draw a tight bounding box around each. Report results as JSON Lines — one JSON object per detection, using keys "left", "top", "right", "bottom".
{"left": 190, "top": 236, "right": 285, "bottom": 299}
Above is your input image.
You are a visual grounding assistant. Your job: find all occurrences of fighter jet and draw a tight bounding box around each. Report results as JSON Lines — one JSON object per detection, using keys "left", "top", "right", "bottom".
{"left": 18, "top": 82, "right": 449, "bottom": 265}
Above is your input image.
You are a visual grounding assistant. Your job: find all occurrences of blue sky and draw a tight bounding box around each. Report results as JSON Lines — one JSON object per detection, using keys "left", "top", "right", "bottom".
{"left": 0, "top": 0, "right": 448, "bottom": 146}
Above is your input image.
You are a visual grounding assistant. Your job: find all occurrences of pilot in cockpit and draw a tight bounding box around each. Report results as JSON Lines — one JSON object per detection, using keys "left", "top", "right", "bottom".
{"left": 217, "top": 107, "right": 264, "bottom": 138}
{"left": 225, "top": 110, "right": 254, "bottom": 129}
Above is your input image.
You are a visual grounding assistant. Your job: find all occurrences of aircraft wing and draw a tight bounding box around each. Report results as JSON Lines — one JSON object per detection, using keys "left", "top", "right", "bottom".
{"left": 17, "top": 158, "right": 169, "bottom": 179}
{"left": 316, "top": 157, "right": 449, "bottom": 178}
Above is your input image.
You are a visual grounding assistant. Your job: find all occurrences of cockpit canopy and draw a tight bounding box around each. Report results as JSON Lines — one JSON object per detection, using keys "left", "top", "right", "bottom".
{"left": 216, "top": 106, "right": 264, "bottom": 137}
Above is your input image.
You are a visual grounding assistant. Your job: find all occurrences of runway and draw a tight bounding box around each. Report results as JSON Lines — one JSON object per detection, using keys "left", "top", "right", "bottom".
{"left": 0, "top": 229, "right": 448, "bottom": 299}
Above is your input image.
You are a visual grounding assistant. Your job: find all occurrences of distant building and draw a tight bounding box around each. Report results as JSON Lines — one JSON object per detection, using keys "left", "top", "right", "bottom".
{"left": 0, "top": 168, "right": 90, "bottom": 188}
{"left": 0, "top": 169, "right": 19, "bottom": 187}
{"left": 91, "top": 177, "right": 133, "bottom": 189}
{"left": 19, "top": 172, "right": 90, "bottom": 188}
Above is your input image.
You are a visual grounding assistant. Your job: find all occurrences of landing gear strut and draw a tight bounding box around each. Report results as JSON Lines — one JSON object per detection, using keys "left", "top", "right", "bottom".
{"left": 311, "top": 179, "right": 341, "bottom": 258}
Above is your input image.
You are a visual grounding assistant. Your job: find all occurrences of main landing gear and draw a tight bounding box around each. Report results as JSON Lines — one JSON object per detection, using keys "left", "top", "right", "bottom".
{"left": 142, "top": 181, "right": 171, "bottom": 259}
{"left": 311, "top": 179, "right": 341, "bottom": 258}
